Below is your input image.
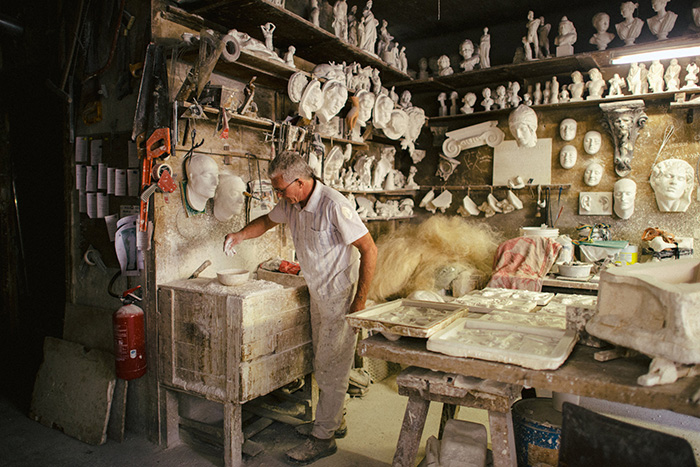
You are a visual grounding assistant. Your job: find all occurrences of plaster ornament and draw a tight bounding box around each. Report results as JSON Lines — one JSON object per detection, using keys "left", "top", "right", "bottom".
{"left": 522, "top": 36, "right": 533, "bottom": 62}
{"left": 579, "top": 194, "right": 592, "bottom": 213}
{"left": 287, "top": 72, "right": 309, "bottom": 104}
{"left": 347, "top": 5, "right": 358, "bottom": 46}
{"left": 354, "top": 154, "right": 375, "bottom": 190}
{"left": 429, "top": 190, "right": 453, "bottom": 213}
{"left": 533, "top": 82, "right": 543, "bottom": 105}
{"left": 458, "top": 194, "right": 480, "bottom": 216}
{"left": 508, "top": 105, "right": 538, "bottom": 148}
{"left": 586, "top": 68, "right": 606, "bottom": 100}
{"left": 649, "top": 158, "right": 695, "bottom": 212}
{"left": 449, "top": 91, "right": 459, "bottom": 115}
{"left": 399, "top": 90, "right": 412, "bottom": 109}
{"left": 684, "top": 62, "right": 700, "bottom": 89}
{"left": 487, "top": 193, "right": 503, "bottom": 213}
{"left": 405, "top": 166, "right": 419, "bottom": 189}
{"left": 261, "top": 22, "right": 276, "bottom": 51}
{"left": 583, "top": 130, "right": 602, "bottom": 155}
{"left": 360, "top": 0, "right": 379, "bottom": 54}
{"left": 559, "top": 85, "right": 570, "bottom": 103}
{"left": 550, "top": 77, "right": 560, "bottom": 104}
{"left": 582, "top": 162, "right": 603, "bottom": 187}
{"left": 480, "top": 28, "right": 491, "bottom": 68}
{"left": 369, "top": 67, "right": 381, "bottom": 94}
{"left": 436, "top": 153, "right": 461, "bottom": 181}
{"left": 411, "top": 149, "right": 426, "bottom": 165}
{"left": 639, "top": 63, "right": 649, "bottom": 93}
{"left": 626, "top": 62, "right": 642, "bottom": 94}
{"left": 398, "top": 46, "right": 408, "bottom": 74}
{"left": 507, "top": 190, "right": 524, "bottom": 210}
{"left": 332, "top": 0, "right": 348, "bottom": 41}
{"left": 214, "top": 173, "right": 247, "bottom": 222}
{"left": 523, "top": 92, "right": 533, "bottom": 106}
{"left": 308, "top": 134, "right": 324, "bottom": 179}
{"left": 554, "top": 16, "right": 577, "bottom": 56}
{"left": 382, "top": 170, "right": 396, "bottom": 191}
{"left": 418, "top": 57, "right": 430, "bottom": 79}
{"left": 538, "top": 17, "right": 552, "bottom": 58}
{"left": 228, "top": 29, "right": 284, "bottom": 63}
{"left": 355, "top": 196, "right": 376, "bottom": 218}
{"left": 419, "top": 189, "right": 435, "bottom": 209}
{"left": 613, "top": 178, "right": 637, "bottom": 219}
{"left": 647, "top": 0, "right": 677, "bottom": 40}
{"left": 356, "top": 90, "right": 375, "bottom": 127}
{"left": 442, "top": 120, "right": 505, "bottom": 158}
{"left": 383, "top": 109, "right": 409, "bottom": 140}
{"left": 437, "top": 92, "right": 448, "bottom": 117}
{"left": 664, "top": 58, "right": 681, "bottom": 91}
{"left": 559, "top": 145, "right": 578, "bottom": 169}
{"left": 373, "top": 93, "right": 394, "bottom": 129}
{"left": 495, "top": 85, "right": 508, "bottom": 109}
{"left": 569, "top": 71, "right": 585, "bottom": 102}
{"left": 616, "top": 1, "right": 644, "bottom": 45}
{"left": 401, "top": 106, "right": 427, "bottom": 157}
{"left": 399, "top": 198, "right": 414, "bottom": 216}
{"left": 459, "top": 39, "right": 480, "bottom": 71}
{"left": 481, "top": 87, "right": 494, "bottom": 111}
{"left": 437, "top": 55, "right": 453, "bottom": 76}
{"left": 460, "top": 92, "right": 477, "bottom": 114}
{"left": 186, "top": 154, "right": 219, "bottom": 212}
{"left": 607, "top": 73, "right": 626, "bottom": 97}
{"left": 283, "top": 46, "right": 296, "bottom": 68}
{"left": 299, "top": 79, "right": 323, "bottom": 120}
{"left": 508, "top": 82, "right": 522, "bottom": 108}
{"left": 600, "top": 99, "right": 648, "bottom": 177}
{"left": 647, "top": 60, "right": 665, "bottom": 93}
{"left": 559, "top": 118, "right": 577, "bottom": 141}
{"left": 508, "top": 175, "right": 526, "bottom": 189}
{"left": 323, "top": 144, "right": 352, "bottom": 186}
{"left": 309, "top": 0, "right": 320, "bottom": 27}
{"left": 389, "top": 86, "right": 399, "bottom": 104}
{"left": 590, "top": 12, "right": 616, "bottom": 50}
{"left": 478, "top": 201, "right": 496, "bottom": 218}
{"left": 316, "top": 79, "right": 348, "bottom": 123}
{"left": 543, "top": 81, "right": 551, "bottom": 104}
{"left": 525, "top": 11, "right": 541, "bottom": 61}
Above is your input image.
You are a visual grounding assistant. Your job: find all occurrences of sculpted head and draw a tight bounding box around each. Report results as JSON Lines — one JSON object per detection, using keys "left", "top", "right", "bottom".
{"left": 186, "top": 154, "right": 219, "bottom": 211}
{"left": 559, "top": 118, "right": 577, "bottom": 141}
{"left": 583, "top": 130, "right": 602, "bottom": 154}
{"left": 613, "top": 178, "right": 637, "bottom": 219}
{"left": 649, "top": 159, "right": 695, "bottom": 212}
{"left": 508, "top": 105, "right": 538, "bottom": 148}
{"left": 584, "top": 161, "right": 604, "bottom": 186}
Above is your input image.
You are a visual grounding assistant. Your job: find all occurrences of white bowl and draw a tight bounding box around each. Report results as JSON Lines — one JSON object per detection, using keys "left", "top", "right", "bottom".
{"left": 558, "top": 263, "right": 592, "bottom": 278}
{"left": 217, "top": 268, "right": 249, "bottom": 286}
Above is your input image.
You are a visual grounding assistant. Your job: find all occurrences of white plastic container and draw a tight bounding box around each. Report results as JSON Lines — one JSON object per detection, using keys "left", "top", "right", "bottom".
{"left": 520, "top": 226, "right": 559, "bottom": 238}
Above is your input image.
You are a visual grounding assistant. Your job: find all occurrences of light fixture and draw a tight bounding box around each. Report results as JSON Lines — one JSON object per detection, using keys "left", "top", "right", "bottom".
{"left": 611, "top": 45, "right": 700, "bottom": 64}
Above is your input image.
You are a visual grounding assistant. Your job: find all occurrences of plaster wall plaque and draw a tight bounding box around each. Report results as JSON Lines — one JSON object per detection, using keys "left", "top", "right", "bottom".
{"left": 578, "top": 191, "right": 613, "bottom": 215}
{"left": 492, "top": 138, "right": 552, "bottom": 185}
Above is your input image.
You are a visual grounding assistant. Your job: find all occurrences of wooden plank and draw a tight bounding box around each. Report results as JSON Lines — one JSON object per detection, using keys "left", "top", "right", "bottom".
{"left": 392, "top": 394, "right": 430, "bottom": 467}
{"left": 107, "top": 379, "right": 128, "bottom": 442}
{"left": 239, "top": 343, "right": 313, "bottom": 401}
{"left": 157, "top": 288, "right": 175, "bottom": 386}
{"left": 241, "top": 321, "right": 311, "bottom": 361}
{"left": 240, "top": 306, "right": 310, "bottom": 346}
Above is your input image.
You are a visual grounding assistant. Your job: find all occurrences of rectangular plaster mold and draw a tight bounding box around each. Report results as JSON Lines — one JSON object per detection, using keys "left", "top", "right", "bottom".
{"left": 427, "top": 318, "right": 577, "bottom": 370}
{"left": 470, "top": 287, "right": 554, "bottom": 306}
{"left": 346, "top": 299, "right": 468, "bottom": 339}
{"left": 492, "top": 138, "right": 552, "bottom": 185}
{"left": 578, "top": 192, "right": 613, "bottom": 215}
{"left": 468, "top": 309, "right": 567, "bottom": 330}
{"left": 586, "top": 259, "right": 700, "bottom": 364}
{"left": 453, "top": 294, "right": 538, "bottom": 313}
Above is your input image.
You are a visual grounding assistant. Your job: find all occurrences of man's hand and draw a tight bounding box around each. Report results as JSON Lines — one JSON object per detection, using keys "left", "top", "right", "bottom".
{"left": 223, "top": 232, "right": 244, "bottom": 256}
{"left": 349, "top": 296, "right": 366, "bottom": 315}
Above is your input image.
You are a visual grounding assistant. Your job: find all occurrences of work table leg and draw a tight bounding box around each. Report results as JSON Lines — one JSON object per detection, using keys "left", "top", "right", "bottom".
{"left": 393, "top": 394, "right": 430, "bottom": 467}
{"left": 489, "top": 411, "right": 513, "bottom": 467}
{"left": 223, "top": 402, "right": 243, "bottom": 467}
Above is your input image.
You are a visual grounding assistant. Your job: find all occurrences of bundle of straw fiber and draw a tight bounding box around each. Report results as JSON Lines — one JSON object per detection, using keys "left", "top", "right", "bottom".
{"left": 369, "top": 216, "right": 502, "bottom": 302}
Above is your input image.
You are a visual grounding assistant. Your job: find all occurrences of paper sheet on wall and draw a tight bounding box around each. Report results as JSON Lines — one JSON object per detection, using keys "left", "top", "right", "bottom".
{"left": 97, "top": 192, "right": 109, "bottom": 218}
{"left": 75, "top": 137, "right": 88, "bottom": 163}
{"left": 127, "top": 169, "right": 139, "bottom": 197}
{"left": 79, "top": 191, "right": 87, "bottom": 213}
{"left": 105, "top": 214, "right": 119, "bottom": 241}
{"left": 86, "top": 166, "right": 97, "bottom": 192}
{"left": 86, "top": 193, "right": 97, "bottom": 218}
{"left": 127, "top": 140, "right": 139, "bottom": 168}
{"left": 75, "top": 165, "right": 86, "bottom": 191}
{"left": 90, "top": 139, "right": 102, "bottom": 165}
{"left": 107, "top": 168, "right": 115, "bottom": 194}
{"left": 492, "top": 138, "right": 552, "bottom": 185}
{"left": 97, "top": 163, "right": 107, "bottom": 190}
{"left": 247, "top": 179, "right": 276, "bottom": 222}
{"left": 115, "top": 169, "right": 127, "bottom": 196}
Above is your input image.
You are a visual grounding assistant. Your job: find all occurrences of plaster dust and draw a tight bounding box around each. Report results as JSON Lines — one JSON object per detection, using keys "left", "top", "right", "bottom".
{"left": 369, "top": 216, "right": 502, "bottom": 301}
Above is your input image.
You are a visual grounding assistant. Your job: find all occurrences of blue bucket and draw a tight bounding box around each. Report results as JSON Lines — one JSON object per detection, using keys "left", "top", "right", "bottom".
{"left": 512, "top": 398, "right": 562, "bottom": 467}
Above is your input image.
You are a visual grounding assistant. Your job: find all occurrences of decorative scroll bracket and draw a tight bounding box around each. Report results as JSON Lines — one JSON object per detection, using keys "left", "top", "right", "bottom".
{"left": 442, "top": 120, "right": 505, "bottom": 158}
{"left": 599, "top": 100, "right": 648, "bottom": 177}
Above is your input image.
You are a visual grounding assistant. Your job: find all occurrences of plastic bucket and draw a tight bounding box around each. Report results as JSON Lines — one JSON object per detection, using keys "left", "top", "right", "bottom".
{"left": 615, "top": 245, "right": 638, "bottom": 265}
{"left": 512, "top": 397, "right": 562, "bottom": 467}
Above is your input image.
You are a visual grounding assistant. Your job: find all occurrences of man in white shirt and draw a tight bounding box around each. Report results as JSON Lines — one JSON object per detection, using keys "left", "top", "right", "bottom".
{"left": 224, "top": 151, "right": 377, "bottom": 464}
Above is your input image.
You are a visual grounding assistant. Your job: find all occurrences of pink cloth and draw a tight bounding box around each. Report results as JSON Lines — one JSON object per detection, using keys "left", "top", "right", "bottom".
{"left": 487, "top": 236, "right": 562, "bottom": 291}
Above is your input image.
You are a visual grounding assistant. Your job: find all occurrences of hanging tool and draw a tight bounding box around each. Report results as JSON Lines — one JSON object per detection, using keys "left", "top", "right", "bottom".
{"left": 239, "top": 77, "right": 257, "bottom": 115}
{"left": 188, "top": 260, "right": 212, "bottom": 279}
{"left": 175, "top": 29, "right": 226, "bottom": 103}
{"left": 116, "top": 10, "right": 136, "bottom": 100}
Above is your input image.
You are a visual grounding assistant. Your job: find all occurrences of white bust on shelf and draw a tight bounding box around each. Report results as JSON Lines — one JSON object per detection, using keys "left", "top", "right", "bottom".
{"left": 186, "top": 154, "right": 219, "bottom": 212}
{"left": 213, "top": 173, "right": 246, "bottom": 222}
{"left": 559, "top": 145, "right": 578, "bottom": 169}
{"left": 482, "top": 87, "right": 494, "bottom": 111}
{"left": 508, "top": 105, "right": 538, "bottom": 148}
{"left": 460, "top": 92, "right": 477, "bottom": 114}
{"left": 590, "top": 12, "right": 616, "bottom": 50}
{"left": 613, "top": 178, "right": 637, "bottom": 219}
{"left": 459, "top": 39, "right": 480, "bottom": 72}
{"left": 317, "top": 79, "right": 348, "bottom": 123}
{"left": 554, "top": 16, "right": 577, "bottom": 55}
{"left": 649, "top": 158, "right": 695, "bottom": 212}
{"left": 647, "top": 0, "right": 677, "bottom": 40}
{"left": 664, "top": 58, "right": 681, "bottom": 91}
{"left": 684, "top": 62, "right": 700, "bottom": 89}
{"left": 583, "top": 130, "right": 602, "bottom": 154}
{"left": 586, "top": 68, "right": 606, "bottom": 99}
{"left": 437, "top": 54, "right": 453, "bottom": 76}
{"left": 559, "top": 118, "right": 577, "bottom": 141}
{"left": 616, "top": 1, "right": 644, "bottom": 45}
{"left": 584, "top": 161, "right": 604, "bottom": 186}
{"left": 569, "top": 71, "right": 585, "bottom": 101}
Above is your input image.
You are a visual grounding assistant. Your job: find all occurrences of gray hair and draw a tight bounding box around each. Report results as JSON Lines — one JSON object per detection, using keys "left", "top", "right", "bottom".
{"left": 268, "top": 151, "right": 314, "bottom": 183}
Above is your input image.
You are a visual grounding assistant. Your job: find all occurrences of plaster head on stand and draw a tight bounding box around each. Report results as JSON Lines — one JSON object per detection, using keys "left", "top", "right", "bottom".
{"left": 214, "top": 173, "right": 246, "bottom": 222}
{"left": 590, "top": 12, "right": 615, "bottom": 50}
{"left": 559, "top": 118, "right": 577, "bottom": 141}
{"left": 649, "top": 158, "right": 695, "bottom": 212}
{"left": 459, "top": 39, "right": 480, "bottom": 71}
{"left": 616, "top": 1, "right": 644, "bottom": 45}
{"left": 554, "top": 16, "right": 577, "bottom": 56}
{"left": 508, "top": 105, "right": 538, "bottom": 148}
{"left": 647, "top": 0, "right": 678, "bottom": 40}
{"left": 583, "top": 161, "right": 604, "bottom": 186}
{"left": 437, "top": 55, "right": 453, "bottom": 76}
{"left": 186, "top": 154, "right": 219, "bottom": 212}
{"left": 613, "top": 178, "right": 637, "bottom": 219}
{"left": 583, "top": 130, "right": 602, "bottom": 155}
{"left": 460, "top": 92, "right": 477, "bottom": 114}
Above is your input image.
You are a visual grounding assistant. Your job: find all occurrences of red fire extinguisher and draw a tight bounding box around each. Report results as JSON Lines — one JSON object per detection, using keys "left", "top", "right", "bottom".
{"left": 113, "top": 285, "right": 147, "bottom": 380}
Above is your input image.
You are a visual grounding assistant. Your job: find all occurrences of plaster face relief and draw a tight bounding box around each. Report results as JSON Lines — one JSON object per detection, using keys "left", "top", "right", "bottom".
{"left": 186, "top": 154, "right": 219, "bottom": 212}
{"left": 299, "top": 79, "right": 323, "bottom": 120}
{"left": 559, "top": 145, "right": 577, "bottom": 169}
{"left": 356, "top": 90, "right": 375, "bottom": 126}
{"left": 508, "top": 105, "right": 538, "bottom": 148}
{"left": 213, "top": 173, "right": 246, "bottom": 222}
{"left": 649, "top": 158, "right": 695, "bottom": 212}
{"left": 373, "top": 94, "right": 394, "bottom": 129}
{"left": 287, "top": 72, "right": 308, "bottom": 103}
{"left": 559, "top": 118, "right": 577, "bottom": 141}
{"left": 583, "top": 161, "right": 604, "bottom": 186}
{"left": 613, "top": 178, "right": 637, "bottom": 219}
{"left": 583, "top": 130, "right": 602, "bottom": 154}
{"left": 317, "top": 79, "right": 348, "bottom": 123}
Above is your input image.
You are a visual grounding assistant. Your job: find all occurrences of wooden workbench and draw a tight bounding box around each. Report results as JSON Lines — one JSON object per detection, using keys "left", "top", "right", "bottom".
{"left": 358, "top": 335, "right": 700, "bottom": 419}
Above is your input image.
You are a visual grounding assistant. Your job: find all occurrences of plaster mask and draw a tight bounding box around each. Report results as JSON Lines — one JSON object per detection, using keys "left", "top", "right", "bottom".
{"left": 299, "top": 79, "right": 323, "bottom": 120}
{"left": 186, "top": 154, "right": 219, "bottom": 212}
{"left": 583, "top": 130, "right": 602, "bottom": 154}
{"left": 559, "top": 145, "right": 577, "bottom": 169}
{"left": 317, "top": 79, "right": 348, "bottom": 123}
{"left": 613, "top": 178, "right": 637, "bottom": 219}
{"left": 373, "top": 94, "right": 394, "bottom": 129}
{"left": 649, "top": 158, "right": 695, "bottom": 212}
{"left": 213, "top": 173, "right": 246, "bottom": 222}
{"left": 559, "top": 118, "right": 577, "bottom": 141}
{"left": 508, "top": 105, "right": 538, "bottom": 148}
{"left": 356, "top": 90, "right": 375, "bottom": 126}
{"left": 583, "top": 162, "right": 603, "bottom": 186}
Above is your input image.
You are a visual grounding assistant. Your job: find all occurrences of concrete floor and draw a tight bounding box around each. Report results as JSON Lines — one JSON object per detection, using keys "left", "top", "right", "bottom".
{"left": 0, "top": 373, "right": 490, "bottom": 467}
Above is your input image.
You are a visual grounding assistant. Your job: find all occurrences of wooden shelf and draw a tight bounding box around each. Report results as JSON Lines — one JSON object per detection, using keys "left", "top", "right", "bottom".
{"left": 419, "top": 184, "right": 571, "bottom": 191}
{"left": 340, "top": 188, "right": 419, "bottom": 196}
{"left": 320, "top": 135, "right": 368, "bottom": 148}
{"left": 364, "top": 215, "right": 414, "bottom": 222}
{"left": 173, "top": 0, "right": 411, "bottom": 85}
{"left": 191, "top": 104, "right": 276, "bottom": 130}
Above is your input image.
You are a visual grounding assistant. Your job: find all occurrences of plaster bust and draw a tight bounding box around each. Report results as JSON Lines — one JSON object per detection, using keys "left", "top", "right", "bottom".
{"left": 559, "top": 118, "right": 577, "bottom": 141}
{"left": 356, "top": 89, "right": 375, "bottom": 126}
{"left": 559, "top": 145, "right": 577, "bottom": 169}
{"left": 584, "top": 161, "right": 604, "bottom": 186}
{"left": 186, "top": 154, "right": 219, "bottom": 212}
{"left": 508, "top": 105, "right": 538, "bottom": 148}
{"left": 586, "top": 68, "right": 606, "bottom": 99}
{"left": 649, "top": 158, "right": 695, "bottom": 212}
{"left": 554, "top": 16, "right": 577, "bottom": 47}
{"left": 213, "top": 173, "right": 246, "bottom": 222}
{"left": 373, "top": 94, "right": 394, "bottom": 129}
{"left": 299, "top": 79, "right": 323, "bottom": 120}
{"left": 437, "top": 55, "right": 453, "bottom": 76}
{"left": 459, "top": 39, "right": 480, "bottom": 71}
{"left": 613, "top": 178, "right": 637, "bottom": 219}
{"left": 317, "top": 79, "right": 348, "bottom": 123}
{"left": 590, "top": 12, "right": 615, "bottom": 51}
{"left": 647, "top": 0, "right": 677, "bottom": 40}
{"left": 616, "top": 1, "right": 644, "bottom": 45}
{"left": 583, "top": 130, "right": 602, "bottom": 154}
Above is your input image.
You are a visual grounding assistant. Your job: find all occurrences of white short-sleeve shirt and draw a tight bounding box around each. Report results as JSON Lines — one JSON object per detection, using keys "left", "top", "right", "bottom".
{"left": 269, "top": 180, "right": 368, "bottom": 298}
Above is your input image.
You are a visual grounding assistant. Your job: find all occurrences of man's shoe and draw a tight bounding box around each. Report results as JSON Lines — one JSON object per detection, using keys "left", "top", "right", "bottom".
{"left": 294, "top": 418, "right": 347, "bottom": 439}
{"left": 286, "top": 436, "right": 337, "bottom": 465}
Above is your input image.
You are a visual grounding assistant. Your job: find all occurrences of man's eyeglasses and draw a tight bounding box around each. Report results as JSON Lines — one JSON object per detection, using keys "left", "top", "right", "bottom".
{"left": 274, "top": 178, "right": 299, "bottom": 196}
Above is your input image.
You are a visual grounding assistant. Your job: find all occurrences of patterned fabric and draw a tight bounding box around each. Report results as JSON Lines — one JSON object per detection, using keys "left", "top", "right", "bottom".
{"left": 487, "top": 236, "right": 562, "bottom": 291}
{"left": 268, "top": 181, "right": 368, "bottom": 298}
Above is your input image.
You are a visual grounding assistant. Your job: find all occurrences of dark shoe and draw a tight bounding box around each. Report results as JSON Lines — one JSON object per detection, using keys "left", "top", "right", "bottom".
{"left": 295, "top": 417, "right": 347, "bottom": 439}
{"left": 286, "top": 436, "right": 337, "bottom": 465}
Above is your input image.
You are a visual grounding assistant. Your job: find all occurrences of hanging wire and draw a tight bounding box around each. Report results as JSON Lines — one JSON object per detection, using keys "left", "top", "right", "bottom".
{"left": 437, "top": 0, "right": 441, "bottom": 21}
{"left": 650, "top": 124, "right": 675, "bottom": 175}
